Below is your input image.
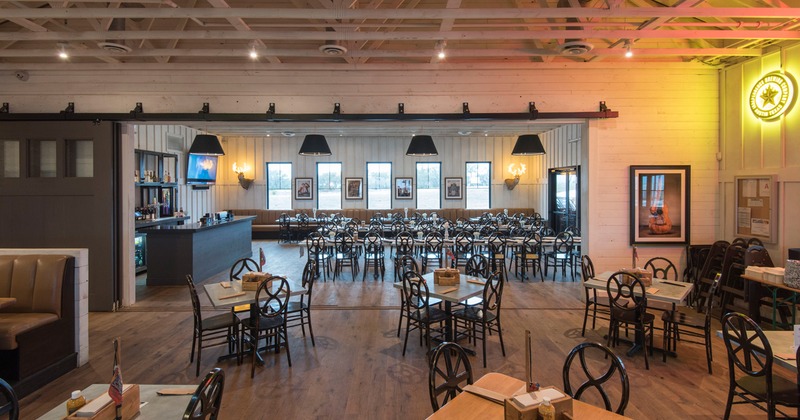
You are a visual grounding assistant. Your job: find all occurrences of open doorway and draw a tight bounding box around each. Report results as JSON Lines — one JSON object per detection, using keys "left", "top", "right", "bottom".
{"left": 548, "top": 166, "right": 580, "bottom": 233}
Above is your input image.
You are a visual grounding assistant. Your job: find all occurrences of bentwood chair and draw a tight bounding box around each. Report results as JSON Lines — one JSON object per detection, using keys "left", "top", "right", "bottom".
{"left": 485, "top": 233, "right": 508, "bottom": 282}
{"left": 397, "top": 256, "right": 441, "bottom": 337}
{"left": 453, "top": 271, "right": 506, "bottom": 367}
{"left": 306, "top": 233, "right": 331, "bottom": 281}
{"left": 186, "top": 275, "right": 240, "bottom": 377}
{"left": 722, "top": 312, "right": 800, "bottom": 419}
{"left": 183, "top": 367, "right": 224, "bottom": 420}
{"left": 241, "top": 276, "right": 291, "bottom": 378}
{"left": 362, "top": 231, "right": 386, "bottom": 281}
{"left": 662, "top": 273, "right": 718, "bottom": 374}
{"left": 452, "top": 232, "right": 475, "bottom": 268}
{"left": 544, "top": 231, "right": 575, "bottom": 281}
{"left": 0, "top": 378, "right": 19, "bottom": 420}
{"left": 643, "top": 256, "right": 679, "bottom": 313}
{"left": 401, "top": 271, "right": 448, "bottom": 356}
{"left": 562, "top": 342, "right": 630, "bottom": 415}
{"left": 428, "top": 342, "right": 474, "bottom": 412}
{"left": 394, "top": 232, "right": 415, "bottom": 281}
{"left": 580, "top": 255, "right": 614, "bottom": 337}
{"left": 606, "top": 271, "right": 655, "bottom": 370}
{"left": 333, "top": 232, "right": 359, "bottom": 281}
{"left": 420, "top": 232, "right": 444, "bottom": 273}
{"left": 284, "top": 260, "right": 317, "bottom": 346}
{"left": 511, "top": 231, "right": 543, "bottom": 281}
{"left": 229, "top": 257, "right": 260, "bottom": 315}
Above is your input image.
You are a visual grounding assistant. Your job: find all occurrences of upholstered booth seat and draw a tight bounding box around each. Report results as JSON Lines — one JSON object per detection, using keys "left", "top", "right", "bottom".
{"left": 0, "top": 313, "right": 58, "bottom": 350}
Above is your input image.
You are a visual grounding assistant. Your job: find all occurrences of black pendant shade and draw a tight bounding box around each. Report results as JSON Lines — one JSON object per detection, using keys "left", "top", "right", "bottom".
{"left": 189, "top": 134, "right": 225, "bottom": 155}
{"left": 511, "top": 134, "right": 546, "bottom": 155}
{"left": 406, "top": 135, "right": 438, "bottom": 156}
{"left": 298, "top": 134, "right": 332, "bottom": 156}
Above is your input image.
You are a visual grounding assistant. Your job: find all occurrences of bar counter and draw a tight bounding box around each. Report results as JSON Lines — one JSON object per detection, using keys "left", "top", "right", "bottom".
{"left": 144, "top": 216, "right": 254, "bottom": 285}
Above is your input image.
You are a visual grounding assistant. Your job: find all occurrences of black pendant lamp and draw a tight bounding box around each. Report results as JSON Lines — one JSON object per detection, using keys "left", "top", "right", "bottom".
{"left": 298, "top": 134, "right": 332, "bottom": 156}
{"left": 406, "top": 135, "right": 438, "bottom": 156}
{"left": 189, "top": 134, "right": 225, "bottom": 155}
{"left": 511, "top": 134, "right": 546, "bottom": 155}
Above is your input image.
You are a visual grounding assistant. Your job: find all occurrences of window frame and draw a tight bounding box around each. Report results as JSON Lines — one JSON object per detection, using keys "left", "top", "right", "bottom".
{"left": 415, "top": 161, "right": 442, "bottom": 210}
{"left": 316, "top": 161, "right": 343, "bottom": 210}
{"left": 366, "top": 161, "right": 392, "bottom": 210}
{"left": 266, "top": 162, "right": 293, "bottom": 210}
{"left": 465, "top": 161, "right": 492, "bottom": 209}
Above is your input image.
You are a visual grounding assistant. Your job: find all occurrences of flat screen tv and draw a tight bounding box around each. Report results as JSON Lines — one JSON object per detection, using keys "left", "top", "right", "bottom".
{"left": 186, "top": 154, "right": 218, "bottom": 185}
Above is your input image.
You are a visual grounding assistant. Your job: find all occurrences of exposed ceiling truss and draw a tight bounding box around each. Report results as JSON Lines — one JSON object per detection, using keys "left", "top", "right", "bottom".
{"left": 0, "top": 0, "right": 798, "bottom": 68}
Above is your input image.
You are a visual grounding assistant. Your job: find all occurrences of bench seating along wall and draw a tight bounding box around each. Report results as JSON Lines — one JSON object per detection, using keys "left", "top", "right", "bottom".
{"left": 234, "top": 208, "right": 536, "bottom": 239}
{"left": 0, "top": 255, "right": 76, "bottom": 391}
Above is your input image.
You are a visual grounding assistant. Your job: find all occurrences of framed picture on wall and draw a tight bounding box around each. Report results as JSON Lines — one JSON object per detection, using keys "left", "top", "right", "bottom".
{"left": 295, "top": 177, "right": 313, "bottom": 200}
{"left": 630, "top": 165, "right": 691, "bottom": 245}
{"left": 395, "top": 177, "right": 413, "bottom": 200}
{"left": 444, "top": 177, "right": 463, "bottom": 200}
{"left": 345, "top": 177, "right": 363, "bottom": 200}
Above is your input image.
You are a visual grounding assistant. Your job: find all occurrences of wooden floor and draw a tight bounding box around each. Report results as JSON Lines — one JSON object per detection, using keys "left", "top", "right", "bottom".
{"left": 20, "top": 240, "right": 784, "bottom": 419}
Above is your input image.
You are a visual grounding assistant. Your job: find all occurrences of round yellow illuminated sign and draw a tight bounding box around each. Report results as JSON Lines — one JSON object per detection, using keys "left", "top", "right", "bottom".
{"left": 749, "top": 71, "right": 796, "bottom": 120}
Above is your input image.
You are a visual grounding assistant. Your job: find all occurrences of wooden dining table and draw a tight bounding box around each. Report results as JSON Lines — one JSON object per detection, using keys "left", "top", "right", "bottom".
{"left": 203, "top": 277, "right": 307, "bottom": 310}
{"left": 716, "top": 329, "right": 797, "bottom": 371}
{"left": 428, "top": 372, "right": 630, "bottom": 419}
{"left": 37, "top": 384, "right": 196, "bottom": 420}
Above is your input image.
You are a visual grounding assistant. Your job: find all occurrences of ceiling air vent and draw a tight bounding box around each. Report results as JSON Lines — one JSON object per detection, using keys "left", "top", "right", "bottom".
{"left": 97, "top": 42, "right": 132, "bottom": 54}
{"left": 559, "top": 41, "right": 594, "bottom": 56}
{"left": 319, "top": 44, "right": 348, "bottom": 56}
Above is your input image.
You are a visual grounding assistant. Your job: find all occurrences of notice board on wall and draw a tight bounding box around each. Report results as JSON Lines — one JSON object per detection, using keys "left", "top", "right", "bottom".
{"left": 735, "top": 176, "right": 776, "bottom": 243}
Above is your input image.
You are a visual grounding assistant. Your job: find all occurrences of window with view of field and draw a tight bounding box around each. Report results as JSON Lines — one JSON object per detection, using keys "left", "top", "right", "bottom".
{"left": 317, "top": 162, "right": 342, "bottom": 210}
{"left": 466, "top": 162, "right": 491, "bottom": 209}
{"left": 416, "top": 162, "right": 441, "bottom": 210}
{"left": 367, "top": 162, "right": 391, "bottom": 209}
{"left": 266, "top": 163, "right": 292, "bottom": 210}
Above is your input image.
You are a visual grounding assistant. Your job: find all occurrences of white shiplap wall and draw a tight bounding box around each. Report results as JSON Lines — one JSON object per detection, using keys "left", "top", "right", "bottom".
{"left": 215, "top": 130, "right": 583, "bottom": 212}
{"left": 719, "top": 44, "right": 800, "bottom": 264}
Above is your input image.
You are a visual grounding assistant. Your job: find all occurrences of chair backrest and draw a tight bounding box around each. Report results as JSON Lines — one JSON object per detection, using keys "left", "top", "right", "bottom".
{"left": 186, "top": 275, "right": 204, "bottom": 329}
{"left": 747, "top": 237, "right": 765, "bottom": 247}
{"left": 395, "top": 232, "right": 415, "bottom": 256}
{"left": 465, "top": 255, "right": 489, "bottom": 278}
{"left": 487, "top": 233, "right": 506, "bottom": 255}
{"left": 553, "top": 232, "right": 573, "bottom": 253}
{"left": 306, "top": 235, "right": 326, "bottom": 255}
{"left": 0, "top": 378, "right": 19, "bottom": 420}
{"left": 606, "top": 271, "right": 647, "bottom": 315}
{"left": 183, "top": 367, "right": 224, "bottom": 420}
{"left": 428, "top": 342, "right": 473, "bottom": 412}
{"left": 540, "top": 227, "right": 556, "bottom": 237}
{"left": 398, "top": 255, "right": 419, "bottom": 276}
{"left": 402, "top": 271, "right": 430, "bottom": 312}
{"left": 453, "top": 232, "right": 474, "bottom": 255}
{"left": 229, "top": 258, "right": 260, "bottom": 281}
{"left": 581, "top": 255, "right": 595, "bottom": 281}
{"left": 364, "top": 231, "right": 384, "bottom": 254}
{"left": 253, "top": 276, "right": 290, "bottom": 319}
{"left": 481, "top": 272, "right": 503, "bottom": 315}
{"left": 391, "top": 220, "right": 406, "bottom": 236}
{"left": 335, "top": 232, "right": 355, "bottom": 253}
{"left": 731, "top": 237, "right": 748, "bottom": 247}
{"left": 562, "top": 342, "right": 629, "bottom": 415}
{"left": 522, "top": 232, "right": 542, "bottom": 254}
{"left": 744, "top": 245, "right": 774, "bottom": 268}
{"left": 643, "top": 257, "right": 677, "bottom": 280}
{"left": 721, "top": 312, "right": 774, "bottom": 394}
{"left": 565, "top": 225, "right": 581, "bottom": 236}
{"left": 424, "top": 232, "right": 443, "bottom": 253}
{"left": 301, "top": 260, "right": 317, "bottom": 299}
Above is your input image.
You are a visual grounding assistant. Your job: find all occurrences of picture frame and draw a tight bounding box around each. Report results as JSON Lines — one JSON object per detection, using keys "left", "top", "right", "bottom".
{"left": 734, "top": 175, "right": 776, "bottom": 243}
{"left": 444, "top": 177, "right": 463, "bottom": 200}
{"left": 630, "top": 165, "right": 690, "bottom": 245}
{"left": 295, "top": 177, "right": 313, "bottom": 200}
{"left": 345, "top": 177, "right": 363, "bottom": 200}
{"left": 395, "top": 177, "right": 413, "bottom": 200}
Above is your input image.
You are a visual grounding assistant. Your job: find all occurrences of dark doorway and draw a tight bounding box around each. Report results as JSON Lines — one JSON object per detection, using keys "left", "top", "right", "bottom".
{"left": 548, "top": 166, "right": 580, "bottom": 233}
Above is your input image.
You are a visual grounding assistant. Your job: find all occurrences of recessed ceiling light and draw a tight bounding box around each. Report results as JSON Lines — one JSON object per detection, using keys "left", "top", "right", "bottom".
{"left": 249, "top": 49, "right": 258, "bottom": 59}
{"left": 458, "top": 131, "right": 472, "bottom": 136}
{"left": 281, "top": 131, "right": 296, "bottom": 137}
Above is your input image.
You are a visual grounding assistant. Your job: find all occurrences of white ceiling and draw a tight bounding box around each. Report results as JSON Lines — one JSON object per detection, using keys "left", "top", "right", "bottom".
{"left": 1, "top": 0, "right": 798, "bottom": 68}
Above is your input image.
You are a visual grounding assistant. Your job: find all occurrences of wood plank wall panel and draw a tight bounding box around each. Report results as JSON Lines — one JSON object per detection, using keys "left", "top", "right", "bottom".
{"left": 719, "top": 43, "right": 800, "bottom": 262}
{"left": 213, "top": 131, "right": 584, "bottom": 212}
{"left": 584, "top": 66, "right": 719, "bottom": 275}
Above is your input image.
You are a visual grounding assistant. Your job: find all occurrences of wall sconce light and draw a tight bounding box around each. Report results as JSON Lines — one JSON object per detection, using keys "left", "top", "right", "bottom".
{"left": 505, "top": 163, "right": 527, "bottom": 190}
{"left": 232, "top": 162, "right": 253, "bottom": 190}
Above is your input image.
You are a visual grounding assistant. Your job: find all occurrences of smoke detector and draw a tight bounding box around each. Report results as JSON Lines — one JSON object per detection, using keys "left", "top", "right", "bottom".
{"left": 97, "top": 42, "right": 132, "bottom": 54}
{"left": 319, "top": 44, "right": 348, "bottom": 56}
{"left": 559, "top": 41, "right": 594, "bottom": 55}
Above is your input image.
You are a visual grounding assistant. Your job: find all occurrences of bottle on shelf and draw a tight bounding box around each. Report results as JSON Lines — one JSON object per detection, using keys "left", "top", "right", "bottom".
{"left": 66, "top": 390, "right": 86, "bottom": 415}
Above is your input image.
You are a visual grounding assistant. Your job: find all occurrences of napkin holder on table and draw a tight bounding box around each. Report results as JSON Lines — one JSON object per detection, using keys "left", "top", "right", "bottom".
{"left": 241, "top": 272, "right": 272, "bottom": 291}
{"left": 503, "top": 386, "right": 573, "bottom": 420}
{"left": 434, "top": 268, "right": 460, "bottom": 286}
{"left": 621, "top": 268, "right": 653, "bottom": 287}
{"left": 67, "top": 384, "right": 140, "bottom": 419}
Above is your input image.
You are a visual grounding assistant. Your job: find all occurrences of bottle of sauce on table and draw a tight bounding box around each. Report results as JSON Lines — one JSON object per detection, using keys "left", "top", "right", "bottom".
{"left": 538, "top": 397, "right": 555, "bottom": 420}
{"left": 66, "top": 390, "right": 86, "bottom": 415}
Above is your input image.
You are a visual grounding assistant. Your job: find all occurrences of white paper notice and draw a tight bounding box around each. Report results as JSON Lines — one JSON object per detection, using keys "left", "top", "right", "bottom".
{"left": 759, "top": 180, "right": 771, "bottom": 197}
{"left": 742, "top": 179, "right": 758, "bottom": 197}
{"left": 748, "top": 199, "right": 764, "bottom": 207}
{"left": 751, "top": 218, "right": 770, "bottom": 237}
{"left": 737, "top": 207, "right": 751, "bottom": 228}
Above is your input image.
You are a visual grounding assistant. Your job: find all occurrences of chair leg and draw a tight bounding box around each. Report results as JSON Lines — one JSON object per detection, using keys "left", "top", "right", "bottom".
{"left": 497, "top": 321, "right": 506, "bottom": 357}
{"left": 283, "top": 327, "right": 292, "bottom": 367}
{"left": 581, "top": 304, "right": 590, "bottom": 337}
{"left": 662, "top": 321, "right": 669, "bottom": 363}
{"left": 482, "top": 324, "right": 488, "bottom": 368}
{"left": 195, "top": 333, "right": 202, "bottom": 377}
{"left": 306, "top": 309, "right": 316, "bottom": 347}
{"left": 190, "top": 329, "right": 197, "bottom": 363}
{"left": 402, "top": 319, "right": 412, "bottom": 356}
{"left": 705, "top": 328, "right": 712, "bottom": 374}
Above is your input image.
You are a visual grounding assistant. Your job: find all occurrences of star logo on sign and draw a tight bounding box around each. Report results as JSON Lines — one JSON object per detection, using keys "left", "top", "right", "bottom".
{"left": 760, "top": 85, "right": 778, "bottom": 106}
